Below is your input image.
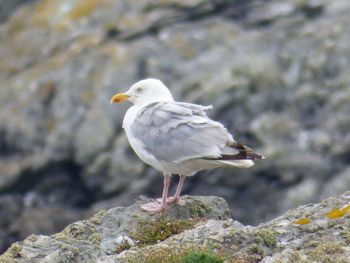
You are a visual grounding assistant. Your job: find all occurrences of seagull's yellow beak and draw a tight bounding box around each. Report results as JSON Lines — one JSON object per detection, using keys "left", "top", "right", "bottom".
{"left": 110, "top": 93, "right": 129, "bottom": 103}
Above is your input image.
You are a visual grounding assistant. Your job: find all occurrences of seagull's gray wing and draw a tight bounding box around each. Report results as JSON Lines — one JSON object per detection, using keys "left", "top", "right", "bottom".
{"left": 130, "top": 101, "right": 236, "bottom": 163}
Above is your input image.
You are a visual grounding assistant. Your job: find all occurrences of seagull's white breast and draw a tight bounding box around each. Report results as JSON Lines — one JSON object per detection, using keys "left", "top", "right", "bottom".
{"left": 123, "top": 105, "right": 166, "bottom": 172}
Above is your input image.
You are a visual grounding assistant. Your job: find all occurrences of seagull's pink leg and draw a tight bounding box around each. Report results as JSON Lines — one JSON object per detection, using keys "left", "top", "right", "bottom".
{"left": 167, "top": 175, "right": 186, "bottom": 203}
{"left": 157, "top": 175, "right": 186, "bottom": 204}
{"left": 140, "top": 174, "right": 170, "bottom": 212}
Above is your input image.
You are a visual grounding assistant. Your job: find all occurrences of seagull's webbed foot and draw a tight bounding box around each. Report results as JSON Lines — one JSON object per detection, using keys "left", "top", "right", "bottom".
{"left": 141, "top": 174, "right": 171, "bottom": 212}
{"left": 156, "top": 196, "right": 179, "bottom": 204}
{"left": 140, "top": 201, "right": 167, "bottom": 212}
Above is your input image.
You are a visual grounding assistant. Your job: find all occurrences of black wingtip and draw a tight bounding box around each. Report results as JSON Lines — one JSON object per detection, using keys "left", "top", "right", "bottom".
{"left": 228, "top": 141, "right": 265, "bottom": 161}
{"left": 247, "top": 152, "right": 265, "bottom": 161}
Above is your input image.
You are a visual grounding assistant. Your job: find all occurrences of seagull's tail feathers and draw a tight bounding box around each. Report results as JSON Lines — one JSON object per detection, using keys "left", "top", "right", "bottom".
{"left": 217, "top": 159, "right": 255, "bottom": 168}
{"left": 205, "top": 141, "right": 265, "bottom": 168}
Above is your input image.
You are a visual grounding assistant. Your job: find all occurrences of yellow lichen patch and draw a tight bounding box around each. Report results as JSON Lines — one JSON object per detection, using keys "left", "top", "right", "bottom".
{"left": 342, "top": 204, "right": 350, "bottom": 213}
{"left": 34, "top": 0, "right": 58, "bottom": 18}
{"left": 326, "top": 208, "right": 344, "bottom": 219}
{"left": 293, "top": 218, "right": 311, "bottom": 225}
{"left": 32, "top": 0, "right": 61, "bottom": 27}
{"left": 32, "top": 0, "right": 105, "bottom": 28}
{"left": 66, "top": 0, "right": 104, "bottom": 21}
{"left": 326, "top": 204, "right": 350, "bottom": 219}
{"left": 82, "top": 89, "right": 96, "bottom": 105}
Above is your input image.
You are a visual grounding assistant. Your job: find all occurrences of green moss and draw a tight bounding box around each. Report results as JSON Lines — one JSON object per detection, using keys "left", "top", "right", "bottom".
{"left": 190, "top": 201, "right": 212, "bottom": 217}
{"left": 285, "top": 250, "right": 308, "bottom": 263}
{"left": 66, "top": 223, "right": 86, "bottom": 239}
{"left": 90, "top": 233, "right": 102, "bottom": 245}
{"left": 57, "top": 222, "right": 101, "bottom": 245}
{"left": 247, "top": 244, "right": 265, "bottom": 258}
{"left": 0, "top": 255, "right": 17, "bottom": 263}
{"left": 226, "top": 242, "right": 265, "bottom": 263}
{"left": 129, "top": 216, "right": 202, "bottom": 246}
{"left": 123, "top": 243, "right": 222, "bottom": 263}
{"left": 223, "top": 209, "right": 231, "bottom": 218}
{"left": 303, "top": 240, "right": 320, "bottom": 249}
{"left": 340, "top": 229, "right": 350, "bottom": 244}
{"left": 90, "top": 209, "right": 107, "bottom": 225}
{"left": 182, "top": 252, "right": 223, "bottom": 263}
{"left": 59, "top": 243, "right": 80, "bottom": 258}
{"left": 305, "top": 241, "right": 347, "bottom": 263}
{"left": 252, "top": 229, "right": 277, "bottom": 248}
{"left": 53, "top": 232, "right": 66, "bottom": 240}
{"left": 0, "top": 243, "right": 22, "bottom": 263}
{"left": 9, "top": 243, "right": 22, "bottom": 258}
{"left": 116, "top": 239, "right": 133, "bottom": 254}
{"left": 319, "top": 242, "right": 344, "bottom": 254}
{"left": 27, "top": 235, "right": 38, "bottom": 242}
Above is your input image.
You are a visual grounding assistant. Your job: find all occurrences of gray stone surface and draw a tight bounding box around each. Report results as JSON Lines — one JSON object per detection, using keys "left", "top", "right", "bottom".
{"left": 0, "top": 195, "right": 231, "bottom": 262}
{"left": 2, "top": 192, "right": 350, "bottom": 262}
{"left": 0, "top": 0, "right": 36, "bottom": 23}
{"left": 1, "top": 0, "right": 350, "bottom": 254}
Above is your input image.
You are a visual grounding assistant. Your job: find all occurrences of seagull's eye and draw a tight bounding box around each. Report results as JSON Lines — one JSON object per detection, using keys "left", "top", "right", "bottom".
{"left": 136, "top": 87, "right": 143, "bottom": 93}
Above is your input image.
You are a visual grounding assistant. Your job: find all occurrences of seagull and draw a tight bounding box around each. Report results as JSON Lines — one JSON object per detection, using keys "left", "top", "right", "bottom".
{"left": 111, "top": 78, "right": 264, "bottom": 212}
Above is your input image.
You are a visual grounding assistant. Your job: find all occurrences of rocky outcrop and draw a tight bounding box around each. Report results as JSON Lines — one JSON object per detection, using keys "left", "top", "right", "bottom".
{"left": 0, "top": 195, "right": 231, "bottom": 262}
{"left": 1, "top": 0, "right": 350, "bottom": 254}
{"left": 2, "top": 192, "right": 350, "bottom": 262}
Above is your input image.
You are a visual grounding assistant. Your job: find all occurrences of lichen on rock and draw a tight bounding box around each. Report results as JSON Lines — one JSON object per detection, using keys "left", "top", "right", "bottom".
{"left": 1, "top": 192, "right": 350, "bottom": 262}
{"left": 2, "top": 0, "right": 350, "bottom": 257}
{"left": 0, "top": 195, "right": 230, "bottom": 262}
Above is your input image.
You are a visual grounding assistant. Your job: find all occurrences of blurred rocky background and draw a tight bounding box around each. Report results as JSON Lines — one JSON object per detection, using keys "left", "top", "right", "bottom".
{"left": 0, "top": 0, "right": 349, "bottom": 254}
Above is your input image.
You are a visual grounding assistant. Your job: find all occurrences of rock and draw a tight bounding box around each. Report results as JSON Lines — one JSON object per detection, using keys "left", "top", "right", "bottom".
{"left": 0, "top": 0, "right": 35, "bottom": 23}
{"left": 0, "top": 193, "right": 88, "bottom": 258}
{"left": 0, "top": 195, "right": 231, "bottom": 262}
{"left": 2, "top": 192, "right": 350, "bottom": 262}
{"left": 1, "top": 0, "right": 350, "bottom": 253}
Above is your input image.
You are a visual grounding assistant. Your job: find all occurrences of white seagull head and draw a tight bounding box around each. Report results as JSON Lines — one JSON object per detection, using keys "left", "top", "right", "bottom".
{"left": 111, "top": 78, "right": 174, "bottom": 106}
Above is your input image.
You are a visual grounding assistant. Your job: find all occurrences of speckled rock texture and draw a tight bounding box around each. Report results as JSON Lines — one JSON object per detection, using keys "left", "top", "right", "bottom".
{"left": 0, "top": 195, "right": 231, "bottom": 262}
{"left": 2, "top": 192, "right": 350, "bottom": 262}
{"left": 0, "top": 0, "right": 35, "bottom": 23}
{"left": 1, "top": 0, "right": 350, "bottom": 254}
